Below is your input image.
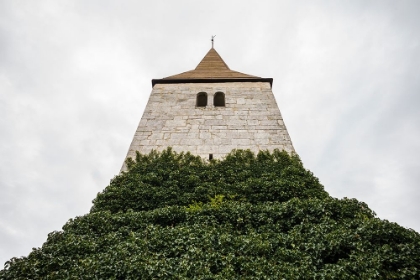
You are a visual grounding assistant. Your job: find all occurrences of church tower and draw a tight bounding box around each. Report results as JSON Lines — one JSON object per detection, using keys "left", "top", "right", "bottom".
{"left": 122, "top": 46, "right": 294, "bottom": 170}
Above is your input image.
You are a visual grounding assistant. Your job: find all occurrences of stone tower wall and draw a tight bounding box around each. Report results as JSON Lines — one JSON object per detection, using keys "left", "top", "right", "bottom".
{"left": 122, "top": 82, "right": 294, "bottom": 169}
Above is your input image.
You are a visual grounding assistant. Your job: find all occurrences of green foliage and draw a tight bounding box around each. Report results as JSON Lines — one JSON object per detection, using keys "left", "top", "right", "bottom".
{"left": 91, "top": 148, "right": 327, "bottom": 214}
{"left": 1, "top": 148, "right": 419, "bottom": 279}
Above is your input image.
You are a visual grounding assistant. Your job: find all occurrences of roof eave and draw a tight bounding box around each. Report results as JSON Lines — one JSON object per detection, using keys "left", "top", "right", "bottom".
{"left": 152, "top": 78, "right": 273, "bottom": 87}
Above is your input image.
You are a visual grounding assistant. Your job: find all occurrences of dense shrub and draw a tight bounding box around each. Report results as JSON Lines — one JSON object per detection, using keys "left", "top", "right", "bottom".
{"left": 91, "top": 149, "right": 327, "bottom": 213}
{"left": 1, "top": 148, "right": 419, "bottom": 279}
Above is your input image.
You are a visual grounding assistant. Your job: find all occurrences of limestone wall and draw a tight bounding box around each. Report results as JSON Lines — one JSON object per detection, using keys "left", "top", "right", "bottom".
{"left": 122, "top": 82, "right": 294, "bottom": 170}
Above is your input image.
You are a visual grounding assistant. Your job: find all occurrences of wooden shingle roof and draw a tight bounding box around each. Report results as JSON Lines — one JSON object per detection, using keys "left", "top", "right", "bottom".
{"left": 152, "top": 48, "right": 273, "bottom": 87}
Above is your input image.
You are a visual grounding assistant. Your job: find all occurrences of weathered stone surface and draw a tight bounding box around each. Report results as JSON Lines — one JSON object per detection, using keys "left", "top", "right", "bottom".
{"left": 121, "top": 82, "right": 294, "bottom": 171}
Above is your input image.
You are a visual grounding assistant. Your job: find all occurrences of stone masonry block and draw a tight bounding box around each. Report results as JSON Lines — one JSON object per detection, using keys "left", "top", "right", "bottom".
{"left": 233, "top": 138, "right": 251, "bottom": 145}
{"left": 237, "top": 98, "right": 245, "bottom": 104}
{"left": 247, "top": 120, "right": 259, "bottom": 125}
{"left": 170, "top": 133, "right": 186, "bottom": 139}
{"left": 211, "top": 125, "right": 227, "bottom": 129}
{"left": 148, "top": 133, "right": 164, "bottom": 140}
{"left": 166, "top": 120, "right": 186, "bottom": 126}
{"left": 199, "top": 131, "right": 211, "bottom": 139}
{"left": 204, "top": 119, "right": 223, "bottom": 126}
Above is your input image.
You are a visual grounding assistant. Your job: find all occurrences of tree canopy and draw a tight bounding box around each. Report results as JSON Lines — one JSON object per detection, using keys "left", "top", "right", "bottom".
{"left": 1, "top": 148, "right": 419, "bottom": 279}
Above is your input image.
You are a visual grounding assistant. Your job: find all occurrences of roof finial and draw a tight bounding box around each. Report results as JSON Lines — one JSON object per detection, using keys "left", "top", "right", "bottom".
{"left": 211, "top": 35, "right": 216, "bottom": 48}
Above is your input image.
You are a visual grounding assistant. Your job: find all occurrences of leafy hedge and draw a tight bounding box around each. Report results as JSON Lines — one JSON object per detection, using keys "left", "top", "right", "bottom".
{"left": 1, "top": 148, "right": 419, "bottom": 279}
{"left": 91, "top": 149, "right": 327, "bottom": 213}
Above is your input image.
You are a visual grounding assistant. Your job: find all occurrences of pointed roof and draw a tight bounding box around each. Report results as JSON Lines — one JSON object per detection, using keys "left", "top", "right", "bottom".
{"left": 152, "top": 48, "right": 273, "bottom": 87}
{"left": 164, "top": 48, "right": 259, "bottom": 79}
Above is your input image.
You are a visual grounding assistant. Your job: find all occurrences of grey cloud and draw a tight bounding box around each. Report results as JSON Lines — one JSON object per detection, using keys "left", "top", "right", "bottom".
{"left": 1, "top": 0, "right": 420, "bottom": 266}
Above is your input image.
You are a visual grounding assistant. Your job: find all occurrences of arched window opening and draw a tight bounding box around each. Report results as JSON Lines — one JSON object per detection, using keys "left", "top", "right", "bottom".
{"left": 214, "top": 92, "right": 225, "bottom": 107}
{"left": 196, "top": 92, "right": 207, "bottom": 107}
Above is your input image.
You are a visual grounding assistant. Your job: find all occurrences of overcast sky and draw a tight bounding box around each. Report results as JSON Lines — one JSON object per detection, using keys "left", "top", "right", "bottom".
{"left": 1, "top": 0, "right": 420, "bottom": 266}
